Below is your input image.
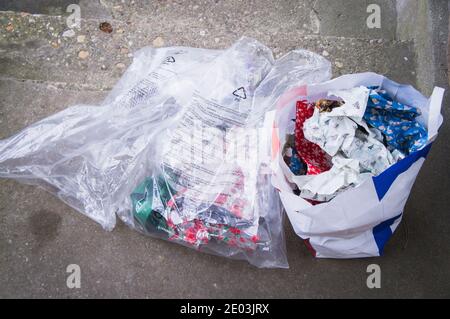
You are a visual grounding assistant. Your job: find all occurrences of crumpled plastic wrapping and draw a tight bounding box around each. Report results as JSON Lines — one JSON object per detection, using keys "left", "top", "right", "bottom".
{"left": 291, "top": 85, "right": 422, "bottom": 202}
{"left": 0, "top": 37, "right": 331, "bottom": 268}
{"left": 364, "top": 86, "right": 428, "bottom": 154}
{"left": 303, "top": 86, "right": 398, "bottom": 173}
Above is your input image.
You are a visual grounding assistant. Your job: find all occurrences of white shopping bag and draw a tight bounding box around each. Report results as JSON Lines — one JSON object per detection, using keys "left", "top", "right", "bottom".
{"left": 270, "top": 72, "right": 444, "bottom": 258}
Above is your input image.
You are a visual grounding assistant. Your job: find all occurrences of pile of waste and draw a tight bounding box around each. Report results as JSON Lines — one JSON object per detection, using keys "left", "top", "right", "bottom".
{"left": 0, "top": 37, "right": 443, "bottom": 266}
{"left": 283, "top": 86, "right": 428, "bottom": 202}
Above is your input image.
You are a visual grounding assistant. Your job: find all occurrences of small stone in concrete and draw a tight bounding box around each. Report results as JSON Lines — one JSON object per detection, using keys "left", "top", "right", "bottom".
{"left": 152, "top": 36, "right": 164, "bottom": 47}
{"left": 78, "top": 50, "right": 89, "bottom": 59}
{"left": 62, "top": 29, "right": 75, "bottom": 38}
{"left": 335, "top": 61, "right": 344, "bottom": 68}
{"left": 6, "top": 23, "right": 14, "bottom": 32}
{"left": 99, "top": 22, "right": 113, "bottom": 33}
{"left": 115, "top": 62, "right": 126, "bottom": 69}
{"left": 77, "top": 35, "right": 86, "bottom": 43}
{"left": 322, "top": 50, "right": 329, "bottom": 57}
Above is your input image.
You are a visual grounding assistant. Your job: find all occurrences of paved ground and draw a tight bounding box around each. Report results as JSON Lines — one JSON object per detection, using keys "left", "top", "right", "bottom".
{"left": 0, "top": 0, "right": 449, "bottom": 298}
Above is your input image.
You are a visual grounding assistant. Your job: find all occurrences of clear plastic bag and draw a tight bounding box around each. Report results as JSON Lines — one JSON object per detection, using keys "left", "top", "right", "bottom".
{"left": 0, "top": 37, "right": 331, "bottom": 268}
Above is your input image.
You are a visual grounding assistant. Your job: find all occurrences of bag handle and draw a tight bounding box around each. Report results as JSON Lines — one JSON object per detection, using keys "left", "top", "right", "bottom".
{"left": 427, "top": 86, "right": 445, "bottom": 141}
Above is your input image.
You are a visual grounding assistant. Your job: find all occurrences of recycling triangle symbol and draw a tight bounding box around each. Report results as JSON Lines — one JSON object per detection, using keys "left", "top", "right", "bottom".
{"left": 165, "top": 56, "right": 175, "bottom": 63}
{"left": 233, "top": 87, "right": 246, "bottom": 100}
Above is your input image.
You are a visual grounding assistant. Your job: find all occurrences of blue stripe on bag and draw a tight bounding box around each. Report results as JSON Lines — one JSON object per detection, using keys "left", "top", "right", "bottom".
{"left": 372, "top": 213, "right": 402, "bottom": 255}
{"left": 372, "top": 143, "right": 432, "bottom": 201}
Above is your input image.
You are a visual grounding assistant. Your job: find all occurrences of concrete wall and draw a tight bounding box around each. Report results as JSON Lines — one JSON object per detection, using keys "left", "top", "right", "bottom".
{"left": 396, "top": 0, "right": 449, "bottom": 95}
